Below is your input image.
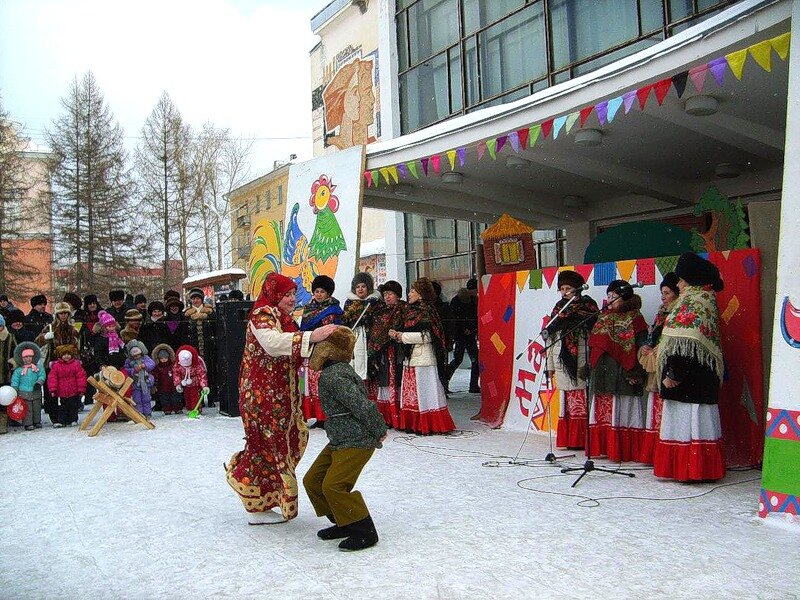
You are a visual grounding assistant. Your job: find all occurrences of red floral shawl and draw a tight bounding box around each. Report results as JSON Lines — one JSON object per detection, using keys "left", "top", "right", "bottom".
{"left": 588, "top": 295, "right": 648, "bottom": 371}
{"left": 251, "top": 272, "right": 298, "bottom": 333}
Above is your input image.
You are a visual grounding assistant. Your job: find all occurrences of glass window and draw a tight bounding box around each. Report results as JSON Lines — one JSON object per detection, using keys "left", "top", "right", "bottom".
{"left": 538, "top": 241, "right": 558, "bottom": 268}
{"left": 417, "top": 254, "right": 472, "bottom": 300}
{"left": 550, "top": 0, "right": 640, "bottom": 70}
{"left": 479, "top": 4, "right": 546, "bottom": 100}
{"left": 640, "top": 0, "right": 663, "bottom": 33}
{"left": 464, "top": 36, "right": 479, "bottom": 106}
{"left": 462, "top": 0, "right": 524, "bottom": 34}
{"left": 408, "top": 0, "right": 458, "bottom": 66}
{"left": 400, "top": 52, "right": 451, "bottom": 131}
{"left": 573, "top": 34, "right": 662, "bottom": 77}
{"left": 449, "top": 47, "right": 463, "bottom": 113}
{"left": 668, "top": 0, "right": 693, "bottom": 21}
{"left": 456, "top": 220, "right": 471, "bottom": 253}
{"left": 397, "top": 13, "right": 410, "bottom": 70}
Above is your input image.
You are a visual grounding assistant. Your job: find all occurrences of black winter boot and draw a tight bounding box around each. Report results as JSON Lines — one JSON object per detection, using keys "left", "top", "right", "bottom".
{"left": 338, "top": 516, "right": 378, "bottom": 551}
{"left": 318, "top": 523, "right": 352, "bottom": 540}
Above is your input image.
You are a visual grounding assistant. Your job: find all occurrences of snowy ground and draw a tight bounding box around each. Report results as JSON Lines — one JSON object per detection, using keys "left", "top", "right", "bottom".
{"left": 1, "top": 368, "right": 797, "bottom": 600}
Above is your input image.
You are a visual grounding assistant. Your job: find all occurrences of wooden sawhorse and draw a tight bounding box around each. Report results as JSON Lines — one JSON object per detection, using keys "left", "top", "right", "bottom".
{"left": 81, "top": 372, "right": 155, "bottom": 437}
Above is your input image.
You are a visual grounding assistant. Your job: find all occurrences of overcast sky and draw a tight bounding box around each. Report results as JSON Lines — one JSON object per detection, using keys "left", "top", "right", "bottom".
{"left": 0, "top": 0, "right": 324, "bottom": 176}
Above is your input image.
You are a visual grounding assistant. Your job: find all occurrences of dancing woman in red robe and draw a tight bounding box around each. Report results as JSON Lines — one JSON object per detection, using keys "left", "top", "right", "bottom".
{"left": 225, "top": 272, "right": 337, "bottom": 524}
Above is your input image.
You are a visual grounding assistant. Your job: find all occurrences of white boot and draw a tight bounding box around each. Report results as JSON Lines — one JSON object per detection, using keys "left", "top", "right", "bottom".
{"left": 247, "top": 509, "right": 287, "bottom": 525}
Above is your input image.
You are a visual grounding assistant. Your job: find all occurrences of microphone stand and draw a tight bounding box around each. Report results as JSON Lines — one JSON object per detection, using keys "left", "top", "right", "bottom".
{"left": 559, "top": 292, "right": 637, "bottom": 487}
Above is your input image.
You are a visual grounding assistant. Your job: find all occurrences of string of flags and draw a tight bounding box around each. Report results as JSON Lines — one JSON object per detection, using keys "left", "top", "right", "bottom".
{"left": 364, "top": 31, "right": 790, "bottom": 189}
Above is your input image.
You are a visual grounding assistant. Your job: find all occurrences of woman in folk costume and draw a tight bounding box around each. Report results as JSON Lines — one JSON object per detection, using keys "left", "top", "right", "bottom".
{"left": 637, "top": 272, "right": 680, "bottom": 464}
{"left": 544, "top": 270, "right": 599, "bottom": 450}
{"left": 225, "top": 272, "right": 337, "bottom": 524}
{"left": 300, "top": 275, "right": 344, "bottom": 425}
{"left": 389, "top": 277, "right": 456, "bottom": 434}
{"left": 654, "top": 253, "right": 726, "bottom": 482}
{"left": 587, "top": 280, "right": 648, "bottom": 461}
{"left": 367, "top": 281, "right": 406, "bottom": 428}
{"left": 341, "top": 272, "right": 381, "bottom": 383}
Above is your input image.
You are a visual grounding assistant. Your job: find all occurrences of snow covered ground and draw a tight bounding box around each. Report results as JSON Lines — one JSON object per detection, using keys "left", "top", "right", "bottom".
{"left": 1, "top": 368, "right": 797, "bottom": 599}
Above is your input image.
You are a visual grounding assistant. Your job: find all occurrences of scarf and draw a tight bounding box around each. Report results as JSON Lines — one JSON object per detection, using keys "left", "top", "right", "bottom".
{"left": 402, "top": 299, "right": 448, "bottom": 386}
{"left": 251, "top": 272, "right": 299, "bottom": 332}
{"left": 646, "top": 299, "right": 677, "bottom": 348}
{"left": 129, "top": 357, "right": 150, "bottom": 390}
{"left": 546, "top": 295, "right": 599, "bottom": 385}
{"left": 342, "top": 293, "right": 379, "bottom": 329}
{"left": 588, "top": 295, "right": 648, "bottom": 371}
{"left": 657, "top": 286, "right": 724, "bottom": 380}
{"left": 102, "top": 327, "right": 124, "bottom": 354}
{"left": 21, "top": 361, "right": 39, "bottom": 376}
{"left": 301, "top": 297, "right": 343, "bottom": 331}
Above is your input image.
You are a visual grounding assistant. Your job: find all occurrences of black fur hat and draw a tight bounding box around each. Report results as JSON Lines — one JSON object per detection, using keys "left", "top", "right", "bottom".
{"left": 557, "top": 270, "right": 585, "bottom": 290}
{"left": 29, "top": 294, "right": 47, "bottom": 307}
{"left": 83, "top": 294, "right": 99, "bottom": 310}
{"left": 351, "top": 272, "right": 375, "bottom": 294}
{"left": 675, "top": 252, "right": 724, "bottom": 292}
{"left": 311, "top": 275, "right": 335, "bottom": 296}
{"left": 228, "top": 290, "right": 244, "bottom": 301}
{"left": 380, "top": 280, "right": 402, "bottom": 298}
{"left": 164, "top": 290, "right": 181, "bottom": 302}
{"left": 148, "top": 301, "right": 166, "bottom": 315}
{"left": 109, "top": 290, "right": 125, "bottom": 302}
{"left": 134, "top": 294, "right": 147, "bottom": 305}
{"left": 606, "top": 279, "right": 634, "bottom": 301}
{"left": 63, "top": 292, "right": 82, "bottom": 311}
{"left": 659, "top": 272, "right": 680, "bottom": 297}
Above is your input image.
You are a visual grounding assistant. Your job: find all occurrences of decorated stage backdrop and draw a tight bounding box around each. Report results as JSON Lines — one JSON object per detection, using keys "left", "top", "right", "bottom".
{"left": 478, "top": 249, "right": 764, "bottom": 467}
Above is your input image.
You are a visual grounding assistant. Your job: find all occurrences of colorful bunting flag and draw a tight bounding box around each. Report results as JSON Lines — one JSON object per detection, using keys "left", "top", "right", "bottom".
{"left": 541, "top": 119, "right": 554, "bottom": 138}
{"left": 593, "top": 262, "right": 617, "bottom": 286}
{"left": 623, "top": 90, "right": 637, "bottom": 114}
{"left": 595, "top": 101, "right": 608, "bottom": 125}
{"left": 508, "top": 131, "right": 520, "bottom": 153}
{"left": 431, "top": 154, "right": 441, "bottom": 174}
{"left": 529, "top": 125, "right": 541, "bottom": 147}
{"left": 708, "top": 57, "right": 727, "bottom": 87}
{"left": 573, "top": 264, "right": 594, "bottom": 283}
{"left": 371, "top": 170, "right": 380, "bottom": 187}
{"left": 387, "top": 166, "right": 399, "bottom": 184}
{"left": 565, "top": 112, "right": 579, "bottom": 134}
{"left": 541, "top": 266, "right": 559, "bottom": 288}
{"left": 457, "top": 147, "right": 466, "bottom": 166}
{"left": 636, "top": 85, "right": 653, "bottom": 110}
{"left": 636, "top": 258, "right": 656, "bottom": 285}
{"left": 749, "top": 39, "right": 773, "bottom": 72}
{"left": 477, "top": 140, "right": 487, "bottom": 160}
{"left": 579, "top": 106, "right": 593, "bottom": 127}
{"left": 421, "top": 157, "right": 430, "bottom": 176}
{"left": 496, "top": 134, "right": 508, "bottom": 154}
{"left": 607, "top": 96, "right": 623, "bottom": 122}
{"left": 407, "top": 161, "right": 419, "bottom": 178}
{"left": 487, "top": 138, "right": 498, "bottom": 159}
{"left": 688, "top": 65, "right": 708, "bottom": 93}
{"left": 516, "top": 270, "right": 530, "bottom": 292}
{"left": 771, "top": 32, "right": 790, "bottom": 61}
{"left": 446, "top": 149, "right": 457, "bottom": 170}
{"left": 517, "top": 128, "right": 529, "bottom": 149}
{"left": 553, "top": 115, "right": 567, "bottom": 139}
{"left": 653, "top": 78, "right": 672, "bottom": 105}
{"left": 397, "top": 163, "right": 409, "bottom": 179}
{"left": 725, "top": 49, "right": 748, "bottom": 80}
{"left": 672, "top": 71, "right": 689, "bottom": 98}
{"left": 529, "top": 269, "right": 543, "bottom": 289}
{"left": 616, "top": 259, "right": 636, "bottom": 282}
{"left": 379, "top": 167, "right": 391, "bottom": 185}
{"left": 364, "top": 171, "right": 373, "bottom": 187}
{"left": 654, "top": 255, "right": 680, "bottom": 279}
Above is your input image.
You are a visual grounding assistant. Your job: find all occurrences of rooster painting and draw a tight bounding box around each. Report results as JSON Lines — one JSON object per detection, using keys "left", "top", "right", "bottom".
{"left": 248, "top": 174, "right": 347, "bottom": 304}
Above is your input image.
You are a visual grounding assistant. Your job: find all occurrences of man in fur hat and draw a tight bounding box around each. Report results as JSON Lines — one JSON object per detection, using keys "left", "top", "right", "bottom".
{"left": 26, "top": 294, "right": 52, "bottom": 335}
{"left": 303, "top": 327, "right": 386, "bottom": 551}
{"left": 134, "top": 294, "right": 148, "bottom": 320}
{"left": 106, "top": 290, "right": 128, "bottom": 325}
{"left": 7, "top": 309, "right": 35, "bottom": 343}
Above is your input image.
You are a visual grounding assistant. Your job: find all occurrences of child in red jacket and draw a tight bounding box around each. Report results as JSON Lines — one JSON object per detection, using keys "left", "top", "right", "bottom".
{"left": 173, "top": 345, "right": 209, "bottom": 414}
{"left": 47, "top": 344, "right": 87, "bottom": 427}
{"left": 153, "top": 343, "right": 183, "bottom": 414}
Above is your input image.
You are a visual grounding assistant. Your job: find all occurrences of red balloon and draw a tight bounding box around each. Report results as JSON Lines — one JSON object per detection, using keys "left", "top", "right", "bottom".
{"left": 7, "top": 398, "right": 28, "bottom": 422}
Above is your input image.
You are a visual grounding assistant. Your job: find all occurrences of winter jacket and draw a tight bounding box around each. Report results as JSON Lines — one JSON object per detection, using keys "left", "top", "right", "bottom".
{"left": 398, "top": 331, "right": 438, "bottom": 367}
{"left": 172, "top": 346, "right": 208, "bottom": 390}
{"left": 12, "top": 364, "right": 46, "bottom": 393}
{"left": 25, "top": 309, "right": 53, "bottom": 335}
{"left": 0, "top": 329, "right": 17, "bottom": 385}
{"left": 47, "top": 358, "right": 88, "bottom": 398}
{"left": 153, "top": 361, "right": 176, "bottom": 393}
{"left": 318, "top": 361, "right": 387, "bottom": 451}
{"left": 450, "top": 289, "right": 478, "bottom": 339}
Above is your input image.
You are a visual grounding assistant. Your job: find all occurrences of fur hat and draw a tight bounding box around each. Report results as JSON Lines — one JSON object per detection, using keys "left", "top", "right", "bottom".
{"left": 134, "top": 294, "right": 147, "bottom": 305}
{"left": 309, "top": 327, "right": 355, "bottom": 371}
{"left": 675, "top": 252, "right": 724, "bottom": 292}
{"left": 14, "top": 341, "right": 41, "bottom": 365}
{"left": 98, "top": 310, "right": 117, "bottom": 328}
{"left": 659, "top": 272, "right": 680, "bottom": 297}
{"left": 228, "top": 290, "right": 244, "bottom": 301}
{"left": 124, "top": 309, "right": 143, "bottom": 322}
{"left": 0, "top": 294, "right": 8, "bottom": 302}
{"left": 189, "top": 288, "right": 204, "bottom": 301}
{"left": 164, "top": 290, "right": 181, "bottom": 302}
{"left": 606, "top": 279, "right": 634, "bottom": 301}
{"left": 380, "top": 280, "right": 402, "bottom": 298}
{"left": 6, "top": 309, "right": 25, "bottom": 326}
{"left": 148, "top": 301, "right": 166, "bottom": 315}
{"left": 166, "top": 298, "right": 184, "bottom": 312}
{"left": 125, "top": 339, "right": 148, "bottom": 357}
{"left": 152, "top": 343, "right": 175, "bottom": 362}
{"left": 53, "top": 302, "right": 72, "bottom": 316}
{"left": 412, "top": 277, "right": 437, "bottom": 303}
{"left": 351, "top": 272, "right": 375, "bottom": 295}
{"left": 83, "top": 294, "right": 99, "bottom": 309}
{"left": 311, "top": 275, "right": 335, "bottom": 296}
{"left": 431, "top": 281, "right": 442, "bottom": 299}
{"left": 557, "top": 270, "right": 585, "bottom": 290}
{"left": 29, "top": 294, "right": 47, "bottom": 307}
{"left": 55, "top": 344, "right": 78, "bottom": 359}
{"left": 466, "top": 278, "right": 478, "bottom": 290}
{"left": 109, "top": 290, "right": 125, "bottom": 302}
{"left": 63, "top": 293, "right": 82, "bottom": 311}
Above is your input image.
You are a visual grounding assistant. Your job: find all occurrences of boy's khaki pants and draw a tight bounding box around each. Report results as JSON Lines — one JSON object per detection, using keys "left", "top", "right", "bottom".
{"left": 303, "top": 445, "right": 374, "bottom": 527}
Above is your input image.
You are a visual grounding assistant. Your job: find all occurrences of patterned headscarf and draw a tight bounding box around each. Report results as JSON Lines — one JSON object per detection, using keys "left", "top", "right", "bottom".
{"left": 251, "top": 272, "right": 298, "bottom": 332}
{"left": 588, "top": 295, "right": 648, "bottom": 371}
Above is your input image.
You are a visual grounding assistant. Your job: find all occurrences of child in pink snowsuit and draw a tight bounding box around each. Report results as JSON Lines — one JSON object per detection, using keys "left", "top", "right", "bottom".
{"left": 173, "top": 345, "right": 209, "bottom": 414}
{"left": 47, "top": 343, "right": 87, "bottom": 427}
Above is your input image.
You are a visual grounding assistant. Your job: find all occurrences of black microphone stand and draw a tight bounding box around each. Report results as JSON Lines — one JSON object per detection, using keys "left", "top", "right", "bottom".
{"left": 558, "top": 292, "right": 637, "bottom": 487}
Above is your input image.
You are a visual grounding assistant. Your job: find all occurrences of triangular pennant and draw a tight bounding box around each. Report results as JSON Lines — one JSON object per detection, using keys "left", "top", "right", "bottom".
{"left": 541, "top": 119, "right": 554, "bottom": 138}
{"left": 708, "top": 57, "right": 727, "bottom": 87}
{"left": 73, "top": 322, "right": 83, "bottom": 333}
{"left": 616, "top": 259, "right": 636, "bottom": 282}
{"left": 564, "top": 112, "right": 579, "bottom": 134}
{"left": 477, "top": 141, "right": 487, "bottom": 160}
{"left": 420, "top": 157, "right": 430, "bottom": 176}
{"left": 635, "top": 258, "right": 656, "bottom": 285}
{"left": 529, "top": 269, "right": 543, "bottom": 290}
{"left": 622, "top": 90, "right": 637, "bottom": 114}
{"left": 517, "top": 128, "right": 529, "bottom": 150}
{"left": 688, "top": 65, "right": 708, "bottom": 93}
{"left": 595, "top": 101, "right": 608, "bottom": 125}
{"left": 456, "top": 147, "right": 466, "bottom": 166}
{"left": 607, "top": 96, "right": 623, "bottom": 122}
{"left": 579, "top": 106, "right": 594, "bottom": 127}
{"left": 387, "top": 165, "right": 399, "bottom": 184}
{"left": 725, "top": 49, "right": 748, "bottom": 80}
{"left": 529, "top": 125, "right": 541, "bottom": 147}
{"left": 379, "top": 167, "right": 391, "bottom": 185}
{"left": 496, "top": 135, "right": 508, "bottom": 154}
{"left": 487, "top": 138, "right": 498, "bottom": 159}
{"left": 516, "top": 270, "right": 530, "bottom": 292}
{"left": 397, "top": 163, "right": 409, "bottom": 179}
{"left": 636, "top": 85, "right": 653, "bottom": 110}
{"left": 671, "top": 71, "right": 688, "bottom": 98}
{"left": 653, "top": 78, "right": 672, "bottom": 105}
{"left": 771, "top": 32, "right": 790, "bottom": 61}
{"left": 364, "top": 171, "right": 373, "bottom": 187}
{"left": 508, "top": 131, "right": 520, "bottom": 153}
{"left": 406, "top": 161, "right": 419, "bottom": 179}
{"left": 370, "top": 169, "right": 380, "bottom": 187}
{"left": 573, "top": 264, "right": 594, "bottom": 283}
{"left": 654, "top": 255, "right": 680, "bottom": 279}
{"left": 446, "top": 150, "right": 457, "bottom": 171}
{"left": 552, "top": 115, "right": 568, "bottom": 139}
{"left": 541, "top": 266, "right": 559, "bottom": 288}
{"left": 430, "top": 154, "right": 441, "bottom": 174}
{"left": 749, "top": 39, "right": 773, "bottom": 72}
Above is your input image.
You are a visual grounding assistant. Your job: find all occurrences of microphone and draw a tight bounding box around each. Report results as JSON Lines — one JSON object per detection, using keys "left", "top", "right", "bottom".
{"left": 620, "top": 282, "right": 645, "bottom": 289}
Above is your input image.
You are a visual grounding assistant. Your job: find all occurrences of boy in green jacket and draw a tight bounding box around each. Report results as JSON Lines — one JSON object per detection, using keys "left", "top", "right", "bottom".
{"left": 303, "top": 327, "right": 387, "bottom": 551}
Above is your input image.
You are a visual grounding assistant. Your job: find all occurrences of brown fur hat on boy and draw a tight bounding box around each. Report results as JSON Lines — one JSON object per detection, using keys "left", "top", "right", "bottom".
{"left": 309, "top": 326, "right": 356, "bottom": 371}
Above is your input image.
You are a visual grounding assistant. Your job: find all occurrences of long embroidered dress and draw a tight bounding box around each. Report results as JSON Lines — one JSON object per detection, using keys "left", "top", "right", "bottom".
{"left": 545, "top": 294, "right": 599, "bottom": 450}
{"left": 367, "top": 300, "right": 406, "bottom": 427}
{"left": 654, "top": 286, "right": 725, "bottom": 481}
{"left": 587, "top": 296, "right": 648, "bottom": 461}
{"left": 341, "top": 291, "right": 381, "bottom": 380}
{"left": 300, "top": 297, "right": 343, "bottom": 423}
{"left": 226, "top": 280, "right": 313, "bottom": 520}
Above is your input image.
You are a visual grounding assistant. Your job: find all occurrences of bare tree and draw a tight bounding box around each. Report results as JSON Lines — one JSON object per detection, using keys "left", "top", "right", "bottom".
{"left": 46, "top": 72, "right": 140, "bottom": 296}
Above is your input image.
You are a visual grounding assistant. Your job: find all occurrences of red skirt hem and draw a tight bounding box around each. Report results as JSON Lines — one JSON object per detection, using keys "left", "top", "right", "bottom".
{"left": 653, "top": 439, "right": 725, "bottom": 481}
{"left": 639, "top": 431, "right": 658, "bottom": 465}
{"left": 606, "top": 427, "right": 644, "bottom": 463}
{"left": 398, "top": 407, "right": 455, "bottom": 434}
{"left": 556, "top": 417, "right": 587, "bottom": 450}
{"left": 376, "top": 400, "right": 400, "bottom": 429}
